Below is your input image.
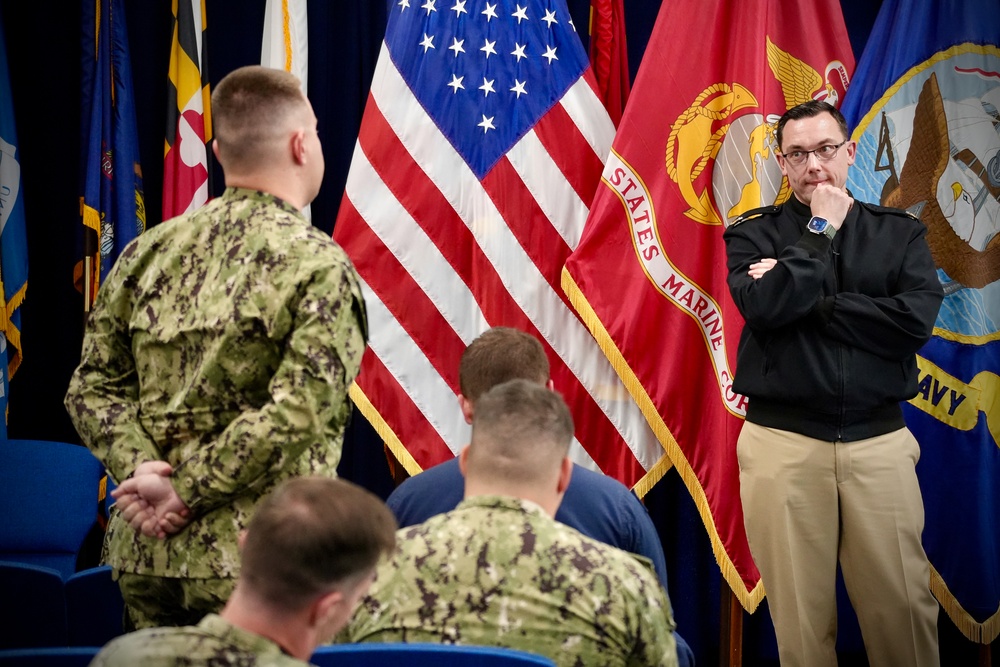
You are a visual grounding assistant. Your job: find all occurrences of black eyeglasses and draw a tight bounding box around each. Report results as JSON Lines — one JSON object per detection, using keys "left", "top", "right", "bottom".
{"left": 779, "top": 140, "right": 848, "bottom": 166}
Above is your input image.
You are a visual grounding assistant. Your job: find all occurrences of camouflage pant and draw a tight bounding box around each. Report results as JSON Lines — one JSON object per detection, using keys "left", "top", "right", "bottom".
{"left": 115, "top": 571, "right": 235, "bottom": 630}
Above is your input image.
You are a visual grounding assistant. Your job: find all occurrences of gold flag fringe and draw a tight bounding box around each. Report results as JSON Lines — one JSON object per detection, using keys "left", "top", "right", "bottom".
{"left": 349, "top": 382, "right": 425, "bottom": 477}
{"left": 931, "top": 565, "right": 1000, "bottom": 644}
{"left": 562, "top": 267, "right": 765, "bottom": 613}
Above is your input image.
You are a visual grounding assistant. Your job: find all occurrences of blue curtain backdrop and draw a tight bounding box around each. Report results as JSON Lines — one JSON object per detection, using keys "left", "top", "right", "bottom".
{"left": 0, "top": 1, "right": 992, "bottom": 665}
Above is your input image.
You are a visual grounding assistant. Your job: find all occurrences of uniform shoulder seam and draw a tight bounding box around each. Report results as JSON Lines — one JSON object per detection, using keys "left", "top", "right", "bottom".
{"left": 731, "top": 205, "right": 780, "bottom": 226}
{"left": 858, "top": 201, "right": 919, "bottom": 220}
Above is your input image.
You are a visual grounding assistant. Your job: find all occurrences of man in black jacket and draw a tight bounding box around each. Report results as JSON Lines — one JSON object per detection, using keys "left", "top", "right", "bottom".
{"left": 724, "top": 100, "right": 943, "bottom": 667}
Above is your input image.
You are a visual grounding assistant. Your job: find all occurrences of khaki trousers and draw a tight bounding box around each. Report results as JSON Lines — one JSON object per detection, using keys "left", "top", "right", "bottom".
{"left": 737, "top": 423, "right": 939, "bottom": 667}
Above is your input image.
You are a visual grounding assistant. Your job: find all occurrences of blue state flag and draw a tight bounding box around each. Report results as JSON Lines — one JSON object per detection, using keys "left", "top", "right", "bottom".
{"left": 0, "top": 13, "right": 30, "bottom": 435}
{"left": 842, "top": 0, "right": 1000, "bottom": 645}
{"left": 80, "top": 0, "right": 146, "bottom": 306}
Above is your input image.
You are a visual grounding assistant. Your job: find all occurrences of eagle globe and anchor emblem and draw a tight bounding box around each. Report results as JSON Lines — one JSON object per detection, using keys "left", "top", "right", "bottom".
{"left": 665, "top": 37, "right": 851, "bottom": 228}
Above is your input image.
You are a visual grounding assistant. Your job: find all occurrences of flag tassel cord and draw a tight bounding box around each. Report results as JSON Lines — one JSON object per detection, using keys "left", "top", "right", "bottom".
{"left": 0, "top": 275, "right": 24, "bottom": 378}
{"left": 561, "top": 266, "right": 766, "bottom": 613}
{"left": 3, "top": 280, "right": 25, "bottom": 370}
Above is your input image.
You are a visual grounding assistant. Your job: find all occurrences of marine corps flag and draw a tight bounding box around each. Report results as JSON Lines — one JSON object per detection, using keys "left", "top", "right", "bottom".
{"left": 335, "top": 0, "right": 666, "bottom": 487}
{"left": 563, "top": 0, "right": 854, "bottom": 609}
{"left": 840, "top": 0, "right": 1000, "bottom": 644}
{"left": 163, "top": 0, "right": 212, "bottom": 220}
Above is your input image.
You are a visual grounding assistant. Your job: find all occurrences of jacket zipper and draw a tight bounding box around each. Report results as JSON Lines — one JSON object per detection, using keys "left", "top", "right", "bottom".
{"left": 833, "top": 245, "right": 845, "bottom": 441}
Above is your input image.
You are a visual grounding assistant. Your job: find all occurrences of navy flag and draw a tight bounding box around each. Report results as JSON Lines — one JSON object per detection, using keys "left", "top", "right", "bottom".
{"left": 841, "top": 0, "right": 1000, "bottom": 645}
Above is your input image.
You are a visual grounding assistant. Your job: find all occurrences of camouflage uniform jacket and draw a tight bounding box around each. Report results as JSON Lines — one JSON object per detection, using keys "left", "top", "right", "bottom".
{"left": 91, "top": 613, "right": 309, "bottom": 666}
{"left": 64, "top": 187, "right": 368, "bottom": 579}
{"left": 342, "top": 495, "right": 678, "bottom": 667}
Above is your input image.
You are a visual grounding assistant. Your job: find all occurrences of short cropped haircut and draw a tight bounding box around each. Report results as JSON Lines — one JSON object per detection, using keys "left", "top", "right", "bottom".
{"left": 466, "top": 379, "right": 574, "bottom": 486}
{"left": 458, "top": 327, "right": 550, "bottom": 402}
{"left": 211, "top": 65, "right": 309, "bottom": 172}
{"left": 775, "top": 100, "right": 850, "bottom": 151}
{"left": 239, "top": 476, "right": 396, "bottom": 611}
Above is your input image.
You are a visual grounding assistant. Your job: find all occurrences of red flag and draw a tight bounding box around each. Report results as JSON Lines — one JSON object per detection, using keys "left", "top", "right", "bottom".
{"left": 564, "top": 0, "right": 854, "bottom": 609}
{"left": 334, "top": 1, "right": 668, "bottom": 490}
{"left": 163, "top": 0, "right": 211, "bottom": 220}
{"left": 588, "top": 0, "right": 630, "bottom": 127}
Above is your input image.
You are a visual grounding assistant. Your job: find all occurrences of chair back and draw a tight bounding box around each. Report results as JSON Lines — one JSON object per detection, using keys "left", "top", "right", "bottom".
{"left": 0, "top": 561, "right": 68, "bottom": 649}
{"left": 0, "top": 647, "right": 100, "bottom": 666}
{"left": 0, "top": 439, "right": 103, "bottom": 578}
{"left": 65, "top": 566, "right": 124, "bottom": 647}
{"left": 311, "top": 643, "right": 556, "bottom": 666}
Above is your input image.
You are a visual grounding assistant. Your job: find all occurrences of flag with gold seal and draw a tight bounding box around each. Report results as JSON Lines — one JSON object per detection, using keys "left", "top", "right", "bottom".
{"left": 563, "top": 0, "right": 854, "bottom": 609}
{"left": 840, "top": 0, "right": 1000, "bottom": 645}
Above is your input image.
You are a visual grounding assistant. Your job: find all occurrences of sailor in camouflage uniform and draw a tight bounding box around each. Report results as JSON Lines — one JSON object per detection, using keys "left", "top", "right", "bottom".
{"left": 341, "top": 380, "right": 678, "bottom": 667}
{"left": 64, "top": 66, "right": 368, "bottom": 630}
{"left": 92, "top": 477, "right": 397, "bottom": 666}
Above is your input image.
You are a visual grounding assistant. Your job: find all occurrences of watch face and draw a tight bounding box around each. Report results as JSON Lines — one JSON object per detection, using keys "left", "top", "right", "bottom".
{"left": 808, "top": 216, "right": 829, "bottom": 232}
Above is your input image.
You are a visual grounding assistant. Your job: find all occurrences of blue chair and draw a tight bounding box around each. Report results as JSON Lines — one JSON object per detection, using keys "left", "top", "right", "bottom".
{"left": 0, "top": 561, "right": 67, "bottom": 649}
{"left": 311, "top": 643, "right": 556, "bottom": 666}
{"left": 0, "top": 440, "right": 104, "bottom": 579}
{"left": 65, "top": 566, "right": 124, "bottom": 647}
{"left": 0, "top": 647, "right": 100, "bottom": 666}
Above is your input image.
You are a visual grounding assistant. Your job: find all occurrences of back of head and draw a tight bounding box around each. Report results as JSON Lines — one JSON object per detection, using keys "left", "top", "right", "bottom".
{"left": 211, "top": 65, "right": 308, "bottom": 174}
{"left": 775, "top": 99, "right": 850, "bottom": 150}
{"left": 466, "top": 379, "right": 574, "bottom": 489}
{"left": 459, "top": 327, "right": 550, "bottom": 403}
{"left": 239, "top": 477, "right": 397, "bottom": 612}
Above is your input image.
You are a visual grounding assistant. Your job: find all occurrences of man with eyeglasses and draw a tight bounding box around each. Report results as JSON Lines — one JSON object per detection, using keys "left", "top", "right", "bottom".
{"left": 723, "top": 100, "right": 943, "bottom": 667}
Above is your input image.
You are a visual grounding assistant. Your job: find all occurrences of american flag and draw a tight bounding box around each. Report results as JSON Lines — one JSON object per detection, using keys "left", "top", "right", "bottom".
{"left": 334, "top": 0, "right": 668, "bottom": 489}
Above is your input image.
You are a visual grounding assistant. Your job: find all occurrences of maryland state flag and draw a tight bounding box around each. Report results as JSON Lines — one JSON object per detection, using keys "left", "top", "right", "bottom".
{"left": 163, "top": 0, "right": 211, "bottom": 220}
{"left": 840, "top": 0, "right": 1000, "bottom": 644}
{"left": 80, "top": 0, "right": 146, "bottom": 307}
{"left": 563, "top": 0, "right": 854, "bottom": 609}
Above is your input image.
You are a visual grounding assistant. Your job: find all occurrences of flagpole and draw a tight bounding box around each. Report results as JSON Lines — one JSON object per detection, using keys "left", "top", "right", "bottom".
{"left": 719, "top": 587, "right": 743, "bottom": 667}
{"left": 82, "top": 220, "right": 96, "bottom": 315}
{"left": 83, "top": 255, "right": 92, "bottom": 313}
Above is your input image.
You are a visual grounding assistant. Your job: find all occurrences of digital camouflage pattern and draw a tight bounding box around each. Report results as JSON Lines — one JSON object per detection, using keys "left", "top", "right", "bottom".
{"left": 91, "top": 613, "right": 309, "bottom": 667}
{"left": 342, "top": 495, "right": 678, "bottom": 667}
{"left": 65, "top": 187, "right": 368, "bottom": 580}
